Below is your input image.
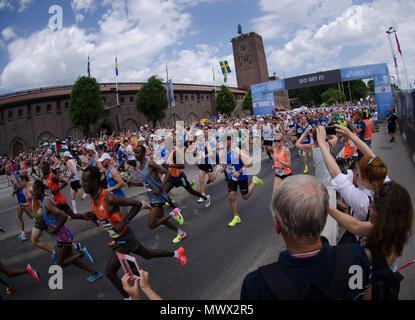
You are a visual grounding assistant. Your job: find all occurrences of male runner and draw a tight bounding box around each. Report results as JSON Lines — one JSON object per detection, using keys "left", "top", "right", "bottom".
{"left": 131, "top": 145, "right": 187, "bottom": 244}
{"left": 221, "top": 136, "right": 263, "bottom": 227}
{"left": 9, "top": 169, "right": 33, "bottom": 240}
{"left": 32, "top": 180, "right": 102, "bottom": 282}
{"left": 63, "top": 151, "right": 85, "bottom": 214}
{"left": 0, "top": 260, "right": 40, "bottom": 296}
{"left": 78, "top": 166, "right": 186, "bottom": 299}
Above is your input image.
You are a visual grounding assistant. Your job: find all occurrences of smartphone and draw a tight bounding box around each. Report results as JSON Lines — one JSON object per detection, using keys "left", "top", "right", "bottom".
{"left": 116, "top": 252, "right": 141, "bottom": 279}
{"left": 325, "top": 126, "right": 337, "bottom": 135}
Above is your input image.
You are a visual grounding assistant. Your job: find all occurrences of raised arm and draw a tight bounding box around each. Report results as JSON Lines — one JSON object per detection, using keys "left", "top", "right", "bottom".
{"left": 328, "top": 206, "right": 373, "bottom": 237}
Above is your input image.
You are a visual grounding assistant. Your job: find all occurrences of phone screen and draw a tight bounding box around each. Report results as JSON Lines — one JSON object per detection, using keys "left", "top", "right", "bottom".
{"left": 127, "top": 260, "right": 140, "bottom": 277}
{"left": 325, "top": 126, "right": 336, "bottom": 135}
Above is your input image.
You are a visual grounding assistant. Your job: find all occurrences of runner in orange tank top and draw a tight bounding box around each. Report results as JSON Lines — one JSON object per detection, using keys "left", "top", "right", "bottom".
{"left": 272, "top": 133, "right": 292, "bottom": 191}
{"left": 77, "top": 166, "right": 187, "bottom": 299}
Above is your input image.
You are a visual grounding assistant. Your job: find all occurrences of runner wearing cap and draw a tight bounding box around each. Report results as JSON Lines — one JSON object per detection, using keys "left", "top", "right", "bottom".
{"left": 99, "top": 153, "right": 125, "bottom": 198}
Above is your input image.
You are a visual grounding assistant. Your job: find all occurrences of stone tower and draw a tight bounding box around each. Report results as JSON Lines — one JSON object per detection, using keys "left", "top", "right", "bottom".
{"left": 231, "top": 32, "right": 269, "bottom": 90}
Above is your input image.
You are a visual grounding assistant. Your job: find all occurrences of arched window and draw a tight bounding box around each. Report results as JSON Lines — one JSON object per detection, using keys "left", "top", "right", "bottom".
{"left": 120, "top": 97, "right": 125, "bottom": 104}
{"left": 46, "top": 104, "right": 52, "bottom": 114}
{"left": 36, "top": 105, "right": 41, "bottom": 116}
{"left": 64, "top": 102, "right": 69, "bottom": 110}
{"left": 18, "top": 109, "right": 23, "bottom": 119}
{"left": 130, "top": 96, "right": 134, "bottom": 103}
{"left": 8, "top": 110, "right": 13, "bottom": 121}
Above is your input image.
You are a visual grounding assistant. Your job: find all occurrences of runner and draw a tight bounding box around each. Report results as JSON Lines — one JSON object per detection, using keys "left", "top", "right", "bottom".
{"left": 298, "top": 117, "right": 311, "bottom": 173}
{"left": 132, "top": 145, "right": 187, "bottom": 244}
{"left": 271, "top": 133, "right": 292, "bottom": 191}
{"left": 163, "top": 146, "right": 211, "bottom": 207}
{"left": 0, "top": 260, "right": 40, "bottom": 296}
{"left": 9, "top": 169, "right": 33, "bottom": 241}
{"left": 262, "top": 118, "right": 274, "bottom": 162}
{"left": 32, "top": 180, "right": 102, "bottom": 282}
{"left": 99, "top": 152, "right": 126, "bottom": 198}
{"left": 221, "top": 136, "right": 263, "bottom": 227}
{"left": 63, "top": 151, "right": 86, "bottom": 215}
{"left": 77, "top": 166, "right": 186, "bottom": 299}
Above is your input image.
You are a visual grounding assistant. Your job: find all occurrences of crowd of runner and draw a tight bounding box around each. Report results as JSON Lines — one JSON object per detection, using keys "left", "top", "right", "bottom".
{"left": 1, "top": 101, "right": 410, "bottom": 300}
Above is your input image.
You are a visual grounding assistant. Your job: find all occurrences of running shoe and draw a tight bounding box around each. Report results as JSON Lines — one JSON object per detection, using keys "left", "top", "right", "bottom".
{"left": 6, "top": 287, "right": 15, "bottom": 296}
{"left": 197, "top": 197, "right": 204, "bottom": 203}
{"left": 253, "top": 176, "right": 263, "bottom": 186}
{"left": 191, "top": 180, "right": 196, "bottom": 190}
{"left": 17, "top": 232, "right": 27, "bottom": 241}
{"left": 26, "top": 264, "right": 40, "bottom": 282}
{"left": 171, "top": 208, "right": 184, "bottom": 225}
{"left": 87, "top": 271, "right": 103, "bottom": 282}
{"left": 313, "top": 163, "right": 316, "bottom": 168}
{"left": 303, "top": 168, "right": 309, "bottom": 174}
{"left": 73, "top": 242, "right": 81, "bottom": 254}
{"left": 81, "top": 247, "right": 94, "bottom": 264}
{"left": 228, "top": 216, "right": 241, "bottom": 227}
{"left": 204, "top": 194, "right": 211, "bottom": 208}
{"left": 172, "top": 231, "right": 187, "bottom": 244}
{"left": 175, "top": 247, "right": 187, "bottom": 266}
{"left": 307, "top": 152, "right": 311, "bottom": 157}
{"left": 107, "top": 240, "right": 115, "bottom": 247}
{"left": 51, "top": 250, "right": 56, "bottom": 265}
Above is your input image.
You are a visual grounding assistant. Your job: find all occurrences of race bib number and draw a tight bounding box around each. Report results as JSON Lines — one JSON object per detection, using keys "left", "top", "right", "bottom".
{"left": 226, "top": 165, "right": 236, "bottom": 174}
{"left": 275, "top": 167, "right": 285, "bottom": 176}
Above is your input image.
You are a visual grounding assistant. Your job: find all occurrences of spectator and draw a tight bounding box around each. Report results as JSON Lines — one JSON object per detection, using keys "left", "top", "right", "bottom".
{"left": 121, "top": 269, "right": 162, "bottom": 300}
{"left": 240, "top": 175, "right": 372, "bottom": 300}
{"left": 316, "top": 125, "right": 388, "bottom": 244}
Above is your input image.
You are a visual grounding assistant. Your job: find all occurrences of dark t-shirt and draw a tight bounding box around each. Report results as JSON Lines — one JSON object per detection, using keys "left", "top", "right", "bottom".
{"left": 240, "top": 238, "right": 372, "bottom": 300}
{"left": 354, "top": 120, "right": 366, "bottom": 140}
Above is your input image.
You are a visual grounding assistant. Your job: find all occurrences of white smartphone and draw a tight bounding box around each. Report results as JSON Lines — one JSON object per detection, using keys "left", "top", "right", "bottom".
{"left": 116, "top": 252, "right": 140, "bottom": 279}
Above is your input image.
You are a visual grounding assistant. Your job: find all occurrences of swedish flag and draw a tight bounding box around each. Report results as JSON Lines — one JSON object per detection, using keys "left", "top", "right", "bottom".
{"left": 115, "top": 57, "right": 119, "bottom": 77}
{"left": 220, "top": 60, "right": 231, "bottom": 75}
{"left": 87, "top": 56, "right": 91, "bottom": 77}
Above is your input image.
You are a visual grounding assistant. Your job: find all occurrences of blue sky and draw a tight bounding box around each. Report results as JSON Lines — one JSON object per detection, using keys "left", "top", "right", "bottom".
{"left": 0, "top": 0, "right": 414, "bottom": 93}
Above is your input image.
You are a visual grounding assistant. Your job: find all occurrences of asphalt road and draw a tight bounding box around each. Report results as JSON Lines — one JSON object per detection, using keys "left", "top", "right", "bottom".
{"left": 1, "top": 125, "right": 414, "bottom": 300}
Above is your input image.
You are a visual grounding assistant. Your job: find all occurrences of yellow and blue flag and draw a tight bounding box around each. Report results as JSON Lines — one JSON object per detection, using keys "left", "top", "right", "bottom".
{"left": 87, "top": 56, "right": 91, "bottom": 77}
{"left": 220, "top": 60, "right": 231, "bottom": 75}
{"left": 115, "top": 57, "right": 119, "bottom": 77}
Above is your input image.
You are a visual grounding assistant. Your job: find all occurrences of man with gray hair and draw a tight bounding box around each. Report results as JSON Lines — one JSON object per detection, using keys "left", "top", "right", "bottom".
{"left": 240, "top": 175, "right": 372, "bottom": 300}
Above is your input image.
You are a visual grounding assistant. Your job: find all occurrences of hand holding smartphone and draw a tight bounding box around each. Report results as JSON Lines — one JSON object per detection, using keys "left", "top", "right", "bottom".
{"left": 116, "top": 252, "right": 141, "bottom": 279}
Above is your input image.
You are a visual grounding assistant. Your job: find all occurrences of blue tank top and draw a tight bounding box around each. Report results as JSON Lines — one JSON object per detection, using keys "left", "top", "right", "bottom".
{"left": 225, "top": 148, "right": 247, "bottom": 181}
{"left": 42, "top": 196, "right": 59, "bottom": 227}
{"left": 139, "top": 158, "right": 169, "bottom": 204}
{"left": 106, "top": 166, "right": 125, "bottom": 198}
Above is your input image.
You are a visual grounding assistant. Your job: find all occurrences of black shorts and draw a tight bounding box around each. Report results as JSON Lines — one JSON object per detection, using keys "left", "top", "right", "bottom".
{"left": 112, "top": 228, "right": 141, "bottom": 253}
{"left": 127, "top": 160, "right": 137, "bottom": 167}
{"left": 150, "top": 202, "right": 165, "bottom": 208}
{"left": 263, "top": 140, "right": 273, "bottom": 147}
{"left": 198, "top": 164, "right": 214, "bottom": 173}
{"left": 34, "top": 219, "right": 48, "bottom": 232}
{"left": 168, "top": 173, "right": 189, "bottom": 188}
{"left": 227, "top": 179, "right": 249, "bottom": 195}
{"left": 70, "top": 180, "right": 82, "bottom": 192}
{"left": 274, "top": 173, "right": 292, "bottom": 179}
{"left": 56, "top": 241, "right": 72, "bottom": 249}
{"left": 56, "top": 203, "right": 72, "bottom": 214}
{"left": 387, "top": 125, "right": 396, "bottom": 133}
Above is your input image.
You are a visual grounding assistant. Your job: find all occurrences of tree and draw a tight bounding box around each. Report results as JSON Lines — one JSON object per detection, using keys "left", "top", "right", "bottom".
{"left": 242, "top": 88, "right": 252, "bottom": 113}
{"left": 69, "top": 76, "right": 104, "bottom": 137}
{"left": 215, "top": 85, "right": 236, "bottom": 115}
{"left": 367, "top": 79, "right": 375, "bottom": 92}
{"left": 321, "top": 88, "right": 346, "bottom": 104}
{"left": 349, "top": 80, "right": 368, "bottom": 102}
{"left": 135, "top": 76, "right": 168, "bottom": 128}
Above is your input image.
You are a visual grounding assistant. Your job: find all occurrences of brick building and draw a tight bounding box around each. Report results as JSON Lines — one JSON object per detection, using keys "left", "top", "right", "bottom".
{"left": 0, "top": 83, "right": 246, "bottom": 156}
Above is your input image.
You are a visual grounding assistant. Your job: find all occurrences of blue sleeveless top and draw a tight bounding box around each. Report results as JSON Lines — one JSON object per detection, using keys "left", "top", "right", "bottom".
{"left": 106, "top": 166, "right": 125, "bottom": 198}
{"left": 225, "top": 148, "right": 247, "bottom": 181}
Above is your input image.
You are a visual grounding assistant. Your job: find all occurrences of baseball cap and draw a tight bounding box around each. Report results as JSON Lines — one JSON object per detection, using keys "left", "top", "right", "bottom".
{"left": 86, "top": 144, "right": 95, "bottom": 151}
{"left": 63, "top": 151, "right": 73, "bottom": 158}
{"left": 98, "top": 153, "right": 112, "bottom": 162}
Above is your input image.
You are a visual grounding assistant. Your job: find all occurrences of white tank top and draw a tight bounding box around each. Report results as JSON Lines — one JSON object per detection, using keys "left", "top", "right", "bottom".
{"left": 67, "top": 159, "right": 80, "bottom": 182}
{"left": 312, "top": 145, "right": 332, "bottom": 188}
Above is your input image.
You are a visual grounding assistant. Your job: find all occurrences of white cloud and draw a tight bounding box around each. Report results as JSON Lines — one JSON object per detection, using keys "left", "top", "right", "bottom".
{"left": 0, "top": 0, "right": 12, "bottom": 10}
{"left": 259, "top": 0, "right": 415, "bottom": 89}
{"left": 0, "top": 0, "right": 231, "bottom": 91}
{"left": 1, "top": 27, "right": 17, "bottom": 41}
{"left": 17, "top": 0, "right": 33, "bottom": 13}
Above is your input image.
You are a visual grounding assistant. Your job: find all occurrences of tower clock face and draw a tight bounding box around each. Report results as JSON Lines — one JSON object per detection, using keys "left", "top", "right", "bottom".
{"left": 238, "top": 42, "right": 250, "bottom": 55}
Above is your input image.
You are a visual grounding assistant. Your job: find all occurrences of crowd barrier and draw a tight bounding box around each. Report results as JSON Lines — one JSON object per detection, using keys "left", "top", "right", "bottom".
{"left": 396, "top": 91, "right": 415, "bottom": 164}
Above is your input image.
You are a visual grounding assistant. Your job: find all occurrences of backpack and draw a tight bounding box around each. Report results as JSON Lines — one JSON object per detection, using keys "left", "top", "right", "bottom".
{"left": 259, "top": 244, "right": 355, "bottom": 300}
{"left": 368, "top": 248, "right": 404, "bottom": 300}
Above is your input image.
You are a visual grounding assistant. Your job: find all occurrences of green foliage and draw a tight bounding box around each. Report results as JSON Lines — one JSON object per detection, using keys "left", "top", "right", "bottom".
{"left": 321, "top": 88, "right": 346, "bottom": 104}
{"left": 135, "top": 76, "right": 168, "bottom": 127}
{"left": 242, "top": 88, "right": 252, "bottom": 113}
{"left": 367, "top": 79, "right": 375, "bottom": 92}
{"left": 349, "top": 80, "right": 368, "bottom": 102}
{"left": 215, "top": 85, "right": 236, "bottom": 115}
{"left": 69, "top": 76, "right": 104, "bottom": 136}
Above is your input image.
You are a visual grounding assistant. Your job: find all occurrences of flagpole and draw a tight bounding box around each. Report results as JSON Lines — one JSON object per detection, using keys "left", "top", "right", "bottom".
{"left": 166, "top": 65, "right": 173, "bottom": 128}
{"left": 395, "top": 31, "right": 411, "bottom": 90}
{"left": 386, "top": 27, "right": 402, "bottom": 91}
{"left": 115, "top": 56, "right": 119, "bottom": 105}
